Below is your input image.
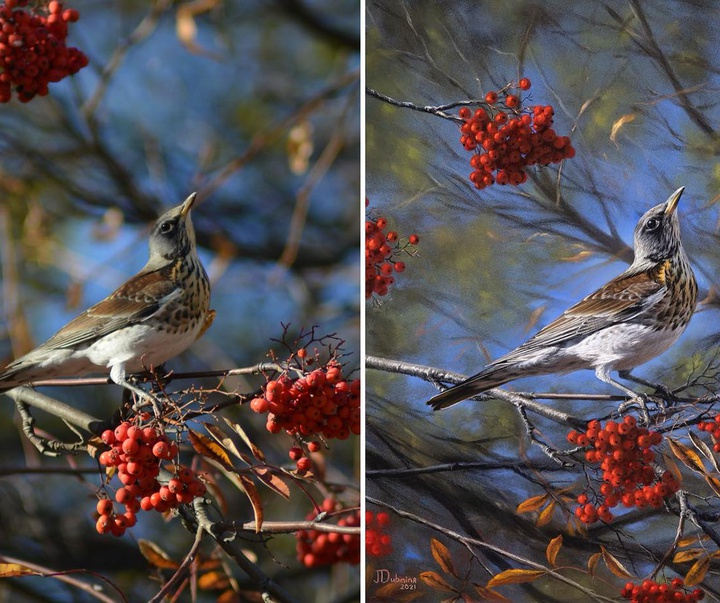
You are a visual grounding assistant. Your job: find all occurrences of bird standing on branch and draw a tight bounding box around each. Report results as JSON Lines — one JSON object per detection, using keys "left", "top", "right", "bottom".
{"left": 428, "top": 187, "right": 697, "bottom": 411}
{"left": 0, "top": 193, "right": 211, "bottom": 409}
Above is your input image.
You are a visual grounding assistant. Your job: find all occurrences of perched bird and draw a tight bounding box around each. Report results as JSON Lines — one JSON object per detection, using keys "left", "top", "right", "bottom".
{"left": 0, "top": 193, "right": 211, "bottom": 406}
{"left": 428, "top": 187, "right": 697, "bottom": 411}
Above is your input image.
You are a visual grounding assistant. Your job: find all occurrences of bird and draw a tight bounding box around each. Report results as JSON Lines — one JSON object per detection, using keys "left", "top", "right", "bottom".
{"left": 0, "top": 193, "right": 211, "bottom": 410}
{"left": 427, "top": 187, "right": 697, "bottom": 411}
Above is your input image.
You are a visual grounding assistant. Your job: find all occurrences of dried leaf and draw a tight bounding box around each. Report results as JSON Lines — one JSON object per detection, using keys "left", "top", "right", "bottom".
{"left": 663, "top": 454, "right": 683, "bottom": 485}
{"left": 253, "top": 467, "right": 291, "bottom": 500}
{"left": 430, "top": 538, "right": 457, "bottom": 577}
{"left": 601, "top": 546, "right": 633, "bottom": 579}
{"left": 523, "top": 306, "right": 546, "bottom": 334}
{"left": 188, "top": 428, "right": 233, "bottom": 470}
{"left": 561, "top": 250, "right": 593, "bottom": 263}
{"left": 238, "top": 474, "right": 264, "bottom": 532}
{"left": 705, "top": 474, "right": 720, "bottom": 498}
{"left": 197, "top": 570, "right": 230, "bottom": 591}
{"left": 668, "top": 437, "right": 706, "bottom": 475}
{"left": 673, "top": 548, "right": 706, "bottom": 564}
{"left": 224, "top": 417, "right": 266, "bottom": 462}
{"left": 0, "top": 563, "right": 38, "bottom": 577}
{"left": 689, "top": 430, "right": 718, "bottom": 470}
{"left": 486, "top": 569, "right": 546, "bottom": 587}
{"left": 536, "top": 500, "right": 555, "bottom": 527}
{"left": 419, "top": 571, "right": 455, "bottom": 593}
{"left": 138, "top": 540, "right": 180, "bottom": 570}
{"left": 473, "top": 584, "right": 512, "bottom": 602}
{"left": 287, "top": 120, "right": 314, "bottom": 175}
{"left": 587, "top": 552, "right": 602, "bottom": 575}
{"left": 516, "top": 493, "right": 548, "bottom": 514}
{"left": 677, "top": 535, "right": 704, "bottom": 548}
{"left": 610, "top": 113, "right": 636, "bottom": 143}
{"left": 204, "top": 422, "right": 251, "bottom": 465}
{"left": 176, "top": 0, "right": 222, "bottom": 59}
{"left": 684, "top": 555, "right": 710, "bottom": 587}
{"left": 546, "top": 535, "right": 563, "bottom": 567}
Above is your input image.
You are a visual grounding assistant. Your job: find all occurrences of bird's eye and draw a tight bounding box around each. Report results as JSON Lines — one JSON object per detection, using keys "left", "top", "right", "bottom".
{"left": 159, "top": 221, "right": 175, "bottom": 235}
{"left": 644, "top": 217, "right": 660, "bottom": 231}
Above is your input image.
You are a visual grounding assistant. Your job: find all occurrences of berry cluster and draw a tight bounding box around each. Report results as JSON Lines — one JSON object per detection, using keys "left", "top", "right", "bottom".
{"left": 457, "top": 77, "right": 575, "bottom": 190}
{"left": 696, "top": 413, "right": 720, "bottom": 452}
{"left": 296, "top": 497, "right": 360, "bottom": 567}
{"left": 366, "top": 199, "right": 419, "bottom": 299}
{"left": 621, "top": 579, "right": 704, "bottom": 603}
{"left": 567, "top": 417, "right": 679, "bottom": 524}
{"left": 96, "top": 421, "right": 206, "bottom": 537}
{"left": 0, "top": 0, "right": 88, "bottom": 103}
{"left": 365, "top": 511, "right": 392, "bottom": 558}
{"left": 249, "top": 361, "right": 360, "bottom": 472}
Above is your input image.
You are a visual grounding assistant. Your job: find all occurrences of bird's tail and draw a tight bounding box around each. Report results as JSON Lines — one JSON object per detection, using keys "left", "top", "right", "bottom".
{"left": 426, "top": 368, "right": 516, "bottom": 411}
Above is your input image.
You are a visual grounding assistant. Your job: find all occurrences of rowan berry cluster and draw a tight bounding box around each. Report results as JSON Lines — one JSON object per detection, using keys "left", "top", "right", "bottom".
{"left": 366, "top": 199, "right": 419, "bottom": 299}
{"left": 567, "top": 417, "right": 679, "bottom": 524}
{"left": 95, "top": 421, "right": 206, "bottom": 537}
{"left": 365, "top": 511, "right": 392, "bottom": 558}
{"left": 457, "top": 77, "right": 575, "bottom": 190}
{"left": 249, "top": 360, "right": 360, "bottom": 472}
{"left": 296, "top": 497, "right": 360, "bottom": 567}
{"left": 0, "top": 0, "right": 88, "bottom": 103}
{"left": 696, "top": 413, "right": 720, "bottom": 452}
{"left": 621, "top": 578, "right": 704, "bottom": 603}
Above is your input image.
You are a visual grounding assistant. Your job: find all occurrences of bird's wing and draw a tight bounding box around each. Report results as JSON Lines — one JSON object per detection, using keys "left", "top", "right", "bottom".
{"left": 492, "top": 267, "right": 665, "bottom": 363}
{"left": 37, "top": 264, "right": 179, "bottom": 350}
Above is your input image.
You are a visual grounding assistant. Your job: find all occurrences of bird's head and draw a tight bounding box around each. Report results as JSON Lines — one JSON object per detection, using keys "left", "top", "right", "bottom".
{"left": 633, "top": 187, "right": 685, "bottom": 262}
{"left": 148, "top": 193, "right": 199, "bottom": 262}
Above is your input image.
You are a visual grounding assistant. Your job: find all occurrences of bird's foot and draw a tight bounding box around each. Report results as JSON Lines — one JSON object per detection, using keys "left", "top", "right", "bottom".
{"left": 618, "top": 394, "right": 649, "bottom": 425}
{"left": 618, "top": 371, "right": 675, "bottom": 406}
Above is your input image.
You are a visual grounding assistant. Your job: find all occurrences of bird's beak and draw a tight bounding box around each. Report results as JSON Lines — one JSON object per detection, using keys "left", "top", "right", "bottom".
{"left": 180, "top": 193, "right": 197, "bottom": 217}
{"left": 664, "top": 187, "right": 684, "bottom": 215}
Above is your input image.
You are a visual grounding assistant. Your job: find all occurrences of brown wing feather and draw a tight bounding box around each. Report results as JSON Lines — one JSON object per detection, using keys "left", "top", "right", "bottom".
{"left": 38, "top": 265, "right": 178, "bottom": 350}
{"left": 493, "top": 267, "right": 665, "bottom": 361}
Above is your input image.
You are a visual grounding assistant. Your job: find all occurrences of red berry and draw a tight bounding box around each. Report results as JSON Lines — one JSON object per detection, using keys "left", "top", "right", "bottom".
{"left": 484, "top": 91, "right": 498, "bottom": 104}
{"left": 519, "top": 77, "right": 531, "bottom": 90}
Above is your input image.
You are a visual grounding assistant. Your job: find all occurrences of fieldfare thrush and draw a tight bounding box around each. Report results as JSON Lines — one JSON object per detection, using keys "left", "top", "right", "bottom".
{"left": 428, "top": 187, "right": 697, "bottom": 411}
{"left": 0, "top": 193, "right": 211, "bottom": 408}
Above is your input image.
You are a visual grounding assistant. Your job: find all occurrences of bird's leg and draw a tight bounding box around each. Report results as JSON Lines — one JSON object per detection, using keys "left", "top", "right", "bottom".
{"left": 110, "top": 364, "right": 164, "bottom": 417}
{"left": 618, "top": 370, "right": 674, "bottom": 405}
{"left": 595, "top": 366, "right": 651, "bottom": 424}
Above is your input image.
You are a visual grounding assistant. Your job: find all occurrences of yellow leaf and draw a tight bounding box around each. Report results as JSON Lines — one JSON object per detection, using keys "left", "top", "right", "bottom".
{"left": 197, "top": 570, "right": 230, "bottom": 591}
{"left": 673, "top": 548, "right": 706, "bottom": 564}
{"left": 668, "top": 437, "right": 706, "bottom": 475}
{"left": 188, "top": 428, "right": 234, "bottom": 469}
{"left": 430, "top": 538, "right": 457, "bottom": 578}
{"left": 486, "top": 569, "right": 546, "bottom": 587}
{"left": 600, "top": 546, "right": 633, "bottom": 579}
{"left": 546, "top": 535, "right": 563, "bottom": 567}
{"left": 138, "top": 540, "right": 180, "bottom": 570}
{"left": 677, "top": 535, "right": 704, "bottom": 548}
{"left": 419, "top": 571, "right": 455, "bottom": 593}
{"left": 536, "top": 501, "right": 555, "bottom": 527}
{"left": 516, "top": 493, "right": 548, "bottom": 514}
{"left": 684, "top": 555, "right": 710, "bottom": 587}
{"left": 705, "top": 474, "right": 720, "bottom": 498}
{"left": 0, "top": 563, "right": 38, "bottom": 577}
{"left": 204, "top": 422, "right": 251, "bottom": 465}
{"left": 561, "top": 250, "right": 593, "bottom": 263}
{"left": 610, "top": 113, "right": 636, "bottom": 143}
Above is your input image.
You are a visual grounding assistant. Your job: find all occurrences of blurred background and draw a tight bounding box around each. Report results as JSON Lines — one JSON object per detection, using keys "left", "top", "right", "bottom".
{"left": 367, "top": 1, "right": 720, "bottom": 601}
{"left": 0, "top": 1, "right": 359, "bottom": 601}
